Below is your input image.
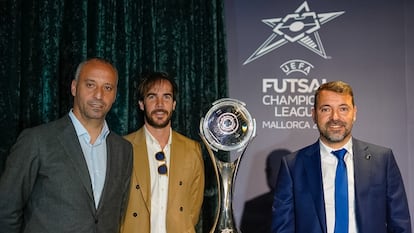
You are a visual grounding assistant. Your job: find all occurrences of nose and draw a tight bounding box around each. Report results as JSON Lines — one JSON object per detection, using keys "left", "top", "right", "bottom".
{"left": 155, "top": 97, "right": 164, "bottom": 107}
{"left": 94, "top": 88, "right": 103, "bottom": 99}
{"left": 331, "top": 109, "right": 340, "bottom": 120}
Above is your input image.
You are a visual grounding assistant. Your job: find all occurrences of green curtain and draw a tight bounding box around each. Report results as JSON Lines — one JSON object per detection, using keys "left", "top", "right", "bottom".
{"left": 0, "top": 0, "right": 228, "bottom": 232}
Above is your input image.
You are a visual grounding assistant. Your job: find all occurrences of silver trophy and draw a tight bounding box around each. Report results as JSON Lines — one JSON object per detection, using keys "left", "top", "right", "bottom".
{"left": 200, "top": 98, "right": 256, "bottom": 233}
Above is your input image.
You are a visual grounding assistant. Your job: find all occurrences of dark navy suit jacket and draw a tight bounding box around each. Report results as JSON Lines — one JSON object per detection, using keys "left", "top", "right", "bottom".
{"left": 271, "top": 138, "right": 411, "bottom": 233}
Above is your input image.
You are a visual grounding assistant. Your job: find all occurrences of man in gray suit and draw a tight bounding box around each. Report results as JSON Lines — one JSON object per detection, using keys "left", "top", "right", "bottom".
{"left": 0, "top": 57, "right": 133, "bottom": 233}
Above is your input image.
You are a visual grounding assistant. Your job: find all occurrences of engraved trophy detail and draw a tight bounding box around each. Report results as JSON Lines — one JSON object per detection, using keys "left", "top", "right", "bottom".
{"left": 200, "top": 98, "right": 256, "bottom": 233}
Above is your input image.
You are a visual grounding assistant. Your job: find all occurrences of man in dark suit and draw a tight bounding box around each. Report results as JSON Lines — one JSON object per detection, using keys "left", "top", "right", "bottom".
{"left": 272, "top": 81, "right": 411, "bottom": 233}
{"left": 0, "top": 57, "right": 133, "bottom": 233}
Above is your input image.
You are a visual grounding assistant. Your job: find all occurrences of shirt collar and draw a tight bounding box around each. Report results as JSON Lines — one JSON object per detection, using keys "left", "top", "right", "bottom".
{"left": 143, "top": 125, "right": 172, "bottom": 148}
{"left": 319, "top": 137, "right": 353, "bottom": 156}
{"left": 68, "top": 109, "right": 110, "bottom": 144}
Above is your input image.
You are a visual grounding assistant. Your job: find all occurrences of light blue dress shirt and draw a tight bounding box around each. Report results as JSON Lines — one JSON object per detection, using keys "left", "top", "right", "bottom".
{"left": 69, "top": 110, "right": 109, "bottom": 208}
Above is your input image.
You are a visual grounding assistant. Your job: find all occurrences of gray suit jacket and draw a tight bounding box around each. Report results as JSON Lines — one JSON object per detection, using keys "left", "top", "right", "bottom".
{"left": 0, "top": 115, "right": 133, "bottom": 233}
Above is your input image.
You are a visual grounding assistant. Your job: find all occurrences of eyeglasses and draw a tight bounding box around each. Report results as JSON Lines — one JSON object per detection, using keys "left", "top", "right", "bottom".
{"left": 155, "top": 151, "right": 168, "bottom": 175}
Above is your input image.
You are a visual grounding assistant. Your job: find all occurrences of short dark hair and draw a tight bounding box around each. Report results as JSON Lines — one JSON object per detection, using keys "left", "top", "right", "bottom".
{"left": 137, "top": 72, "right": 178, "bottom": 101}
{"left": 314, "top": 81, "right": 355, "bottom": 108}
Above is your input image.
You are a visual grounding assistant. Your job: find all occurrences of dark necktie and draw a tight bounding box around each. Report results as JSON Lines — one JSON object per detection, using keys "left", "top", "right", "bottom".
{"left": 332, "top": 148, "right": 348, "bottom": 233}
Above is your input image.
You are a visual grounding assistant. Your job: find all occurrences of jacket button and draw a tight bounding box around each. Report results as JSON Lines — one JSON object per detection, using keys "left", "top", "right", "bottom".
{"left": 133, "top": 212, "right": 138, "bottom": 217}
{"left": 136, "top": 185, "right": 140, "bottom": 189}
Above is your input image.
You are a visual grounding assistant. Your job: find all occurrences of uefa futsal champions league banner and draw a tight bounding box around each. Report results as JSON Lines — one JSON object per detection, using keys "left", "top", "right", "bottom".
{"left": 224, "top": 0, "right": 414, "bottom": 229}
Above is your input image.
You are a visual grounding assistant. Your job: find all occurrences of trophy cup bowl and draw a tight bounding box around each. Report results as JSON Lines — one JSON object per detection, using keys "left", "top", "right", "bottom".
{"left": 200, "top": 98, "right": 256, "bottom": 233}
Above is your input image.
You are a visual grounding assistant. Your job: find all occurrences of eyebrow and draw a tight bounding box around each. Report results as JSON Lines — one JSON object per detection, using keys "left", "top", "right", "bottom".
{"left": 319, "top": 103, "right": 350, "bottom": 108}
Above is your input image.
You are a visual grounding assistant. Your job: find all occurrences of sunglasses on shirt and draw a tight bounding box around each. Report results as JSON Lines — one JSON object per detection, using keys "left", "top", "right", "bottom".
{"left": 155, "top": 151, "right": 168, "bottom": 175}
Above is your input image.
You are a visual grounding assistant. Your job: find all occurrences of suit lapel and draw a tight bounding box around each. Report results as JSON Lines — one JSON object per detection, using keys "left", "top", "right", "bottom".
{"left": 299, "top": 139, "right": 373, "bottom": 233}
{"left": 57, "top": 116, "right": 94, "bottom": 203}
{"left": 352, "top": 139, "right": 372, "bottom": 217}
{"left": 302, "top": 142, "right": 327, "bottom": 233}
{"left": 98, "top": 133, "right": 114, "bottom": 210}
{"left": 167, "top": 131, "right": 183, "bottom": 206}
{"left": 131, "top": 128, "right": 152, "bottom": 211}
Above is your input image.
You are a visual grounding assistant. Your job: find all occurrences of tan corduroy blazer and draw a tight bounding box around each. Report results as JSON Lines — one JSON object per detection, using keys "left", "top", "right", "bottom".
{"left": 120, "top": 127, "right": 205, "bottom": 233}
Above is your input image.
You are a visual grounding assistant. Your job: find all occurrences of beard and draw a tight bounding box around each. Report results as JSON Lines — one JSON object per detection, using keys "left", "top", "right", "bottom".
{"left": 317, "top": 119, "right": 352, "bottom": 143}
{"left": 144, "top": 109, "right": 173, "bottom": 129}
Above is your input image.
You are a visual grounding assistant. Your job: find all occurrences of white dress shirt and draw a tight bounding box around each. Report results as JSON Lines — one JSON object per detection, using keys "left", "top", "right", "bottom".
{"left": 144, "top": 126, "right": 171, "bottom": 233}
{"left": 320, "top": 138, "right": 358, "bottom": 233}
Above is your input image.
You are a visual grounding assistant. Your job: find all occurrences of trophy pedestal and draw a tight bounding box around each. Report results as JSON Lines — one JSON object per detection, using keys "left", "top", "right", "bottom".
{"left": 211, "top": 158, "right": 240, "bottom": 233}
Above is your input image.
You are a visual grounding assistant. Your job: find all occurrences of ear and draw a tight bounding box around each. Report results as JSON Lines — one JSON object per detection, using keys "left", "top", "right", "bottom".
{"left": 138, "top": 100, "right": 144, "bottom": 111}
{"left": 311, "top": 107, "right": 316, "bottom": 123}
{"left": 353, "top": 105, "right": 357, "bottom": 122}
{"left": 172, "top": 100, "right": 177, "bottom": 111}
{"left": 71, "top": 80, "right": 77, "bottom": 97}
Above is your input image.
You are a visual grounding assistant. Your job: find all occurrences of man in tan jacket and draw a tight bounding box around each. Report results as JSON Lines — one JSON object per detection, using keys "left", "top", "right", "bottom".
{"left": 120, "top": 72, "right": 205, "bottom": 233}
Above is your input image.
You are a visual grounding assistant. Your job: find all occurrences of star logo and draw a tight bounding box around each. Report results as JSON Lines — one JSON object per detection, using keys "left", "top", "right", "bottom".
{"left": 243, "top": 1, "right": 345, "bottom": 65}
